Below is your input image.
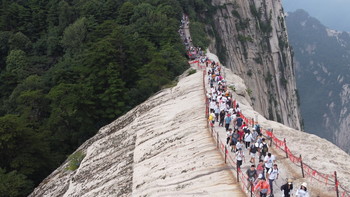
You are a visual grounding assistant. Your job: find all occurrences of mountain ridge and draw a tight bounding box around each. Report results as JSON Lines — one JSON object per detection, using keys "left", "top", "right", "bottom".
{"left": 29, "top": 52, "right": 350, "bottom": 196}
{"left": 286, "top": 9, "right": 350, "bottom": 153}
{"left": 29, "top": 66, "right": 246, "bottom": 196}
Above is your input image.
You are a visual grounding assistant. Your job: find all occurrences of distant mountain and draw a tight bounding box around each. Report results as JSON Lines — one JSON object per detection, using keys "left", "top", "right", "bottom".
{"left": 286, "top": 9, "right": 350, "bottom": 153}
{"left": 283, "top": 0, "right": 350, "bottom": 32}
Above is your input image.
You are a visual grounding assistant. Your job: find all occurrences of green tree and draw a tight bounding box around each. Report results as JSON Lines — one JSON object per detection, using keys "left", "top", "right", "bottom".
{"left": 0, "top": 168, "right": 33, "bottom": 197}
{"left": 46, "top": 83, "right": 94, "bottom": 152}
{"left": 118, "top": 2, "right": 135, "bottom": 25}
{"left": 8, "top": 32, "right": 32, "bottom": 52}
{"left": 58, "top": 1, "right": 75, "bottom": 31}
{"left": 0, "top": 114, "right": 51, "bottom": 179}
{"left": 61, "top": 17, "right": 89, "bottom": 54}
{"left": 137, "top": 54, "right": 171, "bottom": 95}
{"left": 5, "top": 50, "right": 29, "bottom": 80}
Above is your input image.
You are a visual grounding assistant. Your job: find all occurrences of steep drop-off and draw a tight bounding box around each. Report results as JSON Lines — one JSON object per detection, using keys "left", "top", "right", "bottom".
{"left": 29, "top": 69, "right": 244, "bottom": 197}
{"left": 207, "top": 0, "right": 301, "bottom": 130}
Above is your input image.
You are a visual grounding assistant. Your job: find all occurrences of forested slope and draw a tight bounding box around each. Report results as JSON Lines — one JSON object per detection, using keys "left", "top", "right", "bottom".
{"left": 0, "top": 0, "right": 209, "bottom": 195}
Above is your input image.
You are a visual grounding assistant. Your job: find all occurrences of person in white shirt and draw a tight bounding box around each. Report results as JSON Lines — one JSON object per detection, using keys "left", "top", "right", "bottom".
{"left": 236, "top": 139, "right": 245, "bottom": 151}
{"left": 295, "top": 182, "right": 309, "bottom": 197}
{"left": 214, "top": 103, "right": 220, "bottom": 122}
{"left": 221, "top": 96, "right": 227, "bottom": 103}
{"left": 209, "top": 100, "right": 216, "bottom": 112}
{"left": 264, "top": 153, "right": 275, "bottom": 178}
{"left": 244, "top": 130, "right": 253, "bottom": 149}
{"left": 236, "top": 148, "right": 245, "bottom": 169}
{"left": 226, "top": 128, "right": 233, "bottom": 145}
{"left": 228, "top": 107, "right": 234, "bottom": 115}
{"left": 219, "top": 101, "right": 226, "bottom": 112}
{"left": 268, "top": 164, "right": 279, "bottom": 196}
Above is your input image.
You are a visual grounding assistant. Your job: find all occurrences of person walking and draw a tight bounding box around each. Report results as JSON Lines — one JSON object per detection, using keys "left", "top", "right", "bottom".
{"left": 214, "top": 103, "right": 220, "bottom": 122}
{"left": 226, "top": 128, "right": 232, "bottom": 145}
{"left": 264, "top": 153, "right": 275, "bottom": 178}
{"left": 280, "top": 179, "right": 293, "bottom": 197}
{"left": 246, "top": 165, "right": 258, "bottom": 191}
{"left": 246, "top": 165, "right": 257, "bottom": 180}
{"left": 224, "top": 113, "right": 232, "bottom": 131}
{"left": 236, "top": 148, "right": 245, "bottom": 169}
{"left": 235, "top": 114, "right": 243, "bottom": 128}
{"left": 236, "top": 139, "right": 245, "bottom": 153}
{"left": 254, "top": 177, "right": 270, "bottom": 197}
{"left": 249, "top": 142, "right": 258, "bottom": 164}
{"left": 244, "top": 130, "right": 253, "bottom": 149}
{"left": 260, "top": 138, "right": 269, "bottom": 160}
{"left": 209, "top": 111, "right": 215, "bottom": 127}
{"left": 295, "top": 182, "right": 309, "bottom": 197}
{"left": 267, "top": 164, "right": 279, "bottom": 197}
{"left": 230, "top": 129, "right": 239, "bottom": 152}
{"left": 219, "top": 110, "right": 225, "bottom": 127}
{"left": 256, "top": 159, "right": 265, "bottom": 179}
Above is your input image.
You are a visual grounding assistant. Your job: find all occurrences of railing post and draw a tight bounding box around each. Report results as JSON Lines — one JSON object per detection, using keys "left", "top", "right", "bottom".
{"left": 300, "top": 155, "right": 305, "bottom": 178}
{"left": 225, "top": 146, "right": 227, "bottom": 163}
{"left": 268, "top": 128, "right": 273, "bottom": 147}
{"left": 237, "top": 167, "right": 240, "bottom": 182}
{"left": 335, "top": 171, "right": 339, "bottom": 197}
{"left": 250, "top": 181, "right": 253, "bottom": 197}
{"left": 217, "top": 132, "right": 219, "bottom": 148}
{"left": 284, "top": 138, "right": 288, "bottom": 158}
{"left": 270, "top": 137, "right": 273, "bottom": 147}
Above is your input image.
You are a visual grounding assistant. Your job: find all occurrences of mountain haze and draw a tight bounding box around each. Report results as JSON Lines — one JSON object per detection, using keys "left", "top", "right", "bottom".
{"left": 286, "top": 9, "right": 350, "bottom": 153}
{"left": 283, "top": 0, "right": 350, "bottom": 32}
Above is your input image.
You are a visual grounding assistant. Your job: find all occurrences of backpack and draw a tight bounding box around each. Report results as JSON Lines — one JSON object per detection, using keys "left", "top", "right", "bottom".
{"left": 250, "top": 144, "right": 257, "bottom": 153}
{"left": 262, "top": 143, "right": 268, "bottom": 153}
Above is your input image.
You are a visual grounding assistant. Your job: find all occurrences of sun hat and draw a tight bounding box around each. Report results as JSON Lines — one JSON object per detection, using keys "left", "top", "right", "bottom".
{"left": 301, "top": 182, "right": 307, "bottom": 188}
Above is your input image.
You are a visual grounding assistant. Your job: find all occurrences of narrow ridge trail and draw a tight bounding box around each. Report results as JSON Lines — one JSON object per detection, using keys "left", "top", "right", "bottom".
{"left": 200, "top": 52, "right": 335, "bottom": 197}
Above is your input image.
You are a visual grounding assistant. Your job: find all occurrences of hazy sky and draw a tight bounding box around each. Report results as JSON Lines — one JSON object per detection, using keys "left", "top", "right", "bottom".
{"left": 282, "top": 0, "right": 350, "bottom": 32}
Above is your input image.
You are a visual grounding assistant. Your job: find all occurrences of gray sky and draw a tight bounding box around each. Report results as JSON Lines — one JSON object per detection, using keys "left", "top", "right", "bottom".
{"left": 282, "top": 0, "right": 350, "bottom": 32}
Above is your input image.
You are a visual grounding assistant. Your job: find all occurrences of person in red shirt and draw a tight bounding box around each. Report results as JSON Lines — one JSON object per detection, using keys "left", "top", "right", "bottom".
{"left": 238, "top": 128, "right": 245, "bottom": 141}
{"left": 254, "top": 177, "right": 270, "bottom": 197}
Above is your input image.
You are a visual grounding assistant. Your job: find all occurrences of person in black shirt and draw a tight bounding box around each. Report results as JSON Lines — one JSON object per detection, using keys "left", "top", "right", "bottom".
{"left": 246, "top": 165, "right": 257, "bottom": 181}
{"left": 280, "top": 179, "right": 293, "bottom": 197}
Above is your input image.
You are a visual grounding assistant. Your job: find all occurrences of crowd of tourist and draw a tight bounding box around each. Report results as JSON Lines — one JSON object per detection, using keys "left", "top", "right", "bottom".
{"left": 180, "top": 14, "right": 310, "bottom": 197}
{"left": 204, "top": 59, "right": 309, "bottom": 197}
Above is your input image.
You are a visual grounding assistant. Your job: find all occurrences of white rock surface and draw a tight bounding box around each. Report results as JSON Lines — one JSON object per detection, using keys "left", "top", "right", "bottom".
{"left": 29, "top": 66, "right": 245, "bottom": 197}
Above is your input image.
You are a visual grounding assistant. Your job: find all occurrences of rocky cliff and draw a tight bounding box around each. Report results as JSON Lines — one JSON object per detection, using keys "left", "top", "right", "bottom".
{"left": 207, "top": 0, "right": 301, "bottom": 130}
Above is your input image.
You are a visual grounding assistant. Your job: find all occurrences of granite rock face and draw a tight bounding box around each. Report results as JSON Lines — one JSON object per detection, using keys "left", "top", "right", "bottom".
{"left": 208, "top": 0, "right": 301, "bottom": 129}
{"left": 29, "top": 69, "right": 244, "bottom": 197}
